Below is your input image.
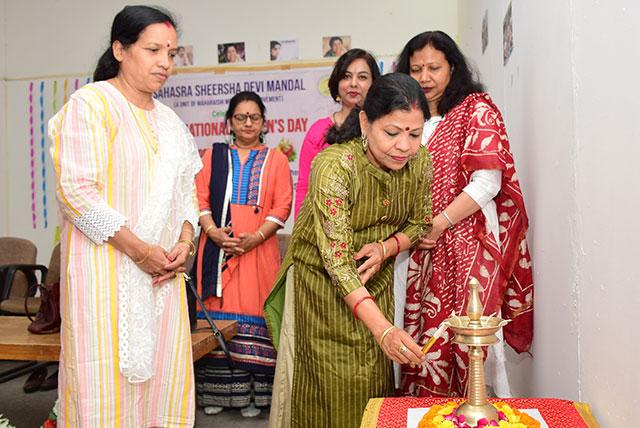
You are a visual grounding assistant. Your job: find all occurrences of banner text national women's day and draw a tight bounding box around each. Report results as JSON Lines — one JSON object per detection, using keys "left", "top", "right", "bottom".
{"left": 155, "top": 67, "right": 336, "bottom": 187}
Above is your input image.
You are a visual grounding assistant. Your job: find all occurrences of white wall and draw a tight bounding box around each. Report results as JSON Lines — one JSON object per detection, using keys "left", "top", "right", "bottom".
{"left": 572, "top": 1, "right": 640, "bottom": 423}
{"left": 458, "top": 0, "right": 581, "bottom": 400}
{"left": 5, "top": 0, "right": 458, "bottom": 78}
{"left": 1, "top": 1, "right": 458, "bottom": 263}
{"left": 459, "top": 1, "right": 640, "bottom": 426}
{"left": 0, "top": 0, "right": 7, "bottom": 235}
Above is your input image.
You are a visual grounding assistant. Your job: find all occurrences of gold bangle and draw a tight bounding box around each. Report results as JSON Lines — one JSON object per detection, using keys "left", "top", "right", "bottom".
{"left": 257, "top": 230, "right": 266, "bottom": 241}
{"left": 135, "top": 245, "right": 151, "bottom": 264}
{"left": 378, "top": 325, "right": 395, "bottom": 346}
{"left": 178, "top": 239, "right": 196, "bottom": 257}
{"left": 377, "top": 240, "right": 387, "bottom": 259}
{"left": 204, "top": 225, "right": 215, "bottom": 235}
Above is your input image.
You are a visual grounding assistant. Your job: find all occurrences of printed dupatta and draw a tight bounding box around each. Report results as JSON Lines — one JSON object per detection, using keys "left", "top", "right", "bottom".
{"left": 403, "top": 93, "right": 533, "bottom": 396}
{"left": 116, "top": 98, "right": 201, "bottom": 383}
{"left": 200, "top": 143, "right": 232, "bottom": 300}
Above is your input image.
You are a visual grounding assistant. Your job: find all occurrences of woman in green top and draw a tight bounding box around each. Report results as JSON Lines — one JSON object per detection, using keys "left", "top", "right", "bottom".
{"left": 265, "top": 73, "right": 433, "bottom": 428}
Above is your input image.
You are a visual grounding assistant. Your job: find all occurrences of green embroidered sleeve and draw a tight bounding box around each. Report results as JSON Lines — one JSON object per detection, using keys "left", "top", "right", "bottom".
{"left": 309, "top": 149, "right": 362, "bottom": 297}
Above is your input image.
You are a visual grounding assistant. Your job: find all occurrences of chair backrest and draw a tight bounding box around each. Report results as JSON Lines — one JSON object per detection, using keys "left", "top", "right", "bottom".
{"left": 0, "top": 237, "right": 37, "bottom": 298}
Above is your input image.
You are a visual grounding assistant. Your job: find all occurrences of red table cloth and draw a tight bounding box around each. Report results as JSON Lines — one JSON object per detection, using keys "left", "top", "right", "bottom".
{"left": 360, "top": 397, "right": 598, "bottom": 428}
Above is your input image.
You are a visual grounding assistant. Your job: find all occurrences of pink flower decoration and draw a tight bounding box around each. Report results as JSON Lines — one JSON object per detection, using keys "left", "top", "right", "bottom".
{"left": 477, "top": 418, "right": 490, "bottom": 426}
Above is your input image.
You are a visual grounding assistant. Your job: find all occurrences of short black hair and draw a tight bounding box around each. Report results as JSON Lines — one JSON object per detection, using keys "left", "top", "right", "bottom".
{"left": 93, "top": 6, "right": 177, "bottom": 82}
{"left": 396, "top": 30, "right": 484, "bottom": 115}
{"left": 225, "top": 91, "right": 266, "bottom": 122}
{"left": 270, "top": 40, "right": 281, "bottom": 49}
{"left": 328, "top": 48, "right": 381, "bottom": 102}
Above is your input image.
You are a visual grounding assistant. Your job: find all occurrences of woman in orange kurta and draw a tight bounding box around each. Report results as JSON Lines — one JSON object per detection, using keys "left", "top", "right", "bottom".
{"left": 193, "top": 91, "right": 292, "bottom": 418}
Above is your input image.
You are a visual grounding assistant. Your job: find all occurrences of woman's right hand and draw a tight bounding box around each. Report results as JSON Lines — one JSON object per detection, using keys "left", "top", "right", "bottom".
{"left": 136, "top": 245, "right": 172, "bottom": 277}
{"left": 377, "top": 326, "right": 425, "bottom": 366}
{"left": 208, "top": 226, "right": 244, "bottom": 256}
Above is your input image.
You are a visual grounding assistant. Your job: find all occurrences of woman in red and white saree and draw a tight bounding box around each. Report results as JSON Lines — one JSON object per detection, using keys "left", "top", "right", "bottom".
{"left": 395, "top": 31, "right": 534, "bottom": 397}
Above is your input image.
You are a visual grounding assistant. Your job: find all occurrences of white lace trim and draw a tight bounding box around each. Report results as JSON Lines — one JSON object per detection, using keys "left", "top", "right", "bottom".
{"left": 74, "top": 201, "right": 127, "bottom": 244}
{"left": 118, "top": 104, "right": 201, "bottom": 383}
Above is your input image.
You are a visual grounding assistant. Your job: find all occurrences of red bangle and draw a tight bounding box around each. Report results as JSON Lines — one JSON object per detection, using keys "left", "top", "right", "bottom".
{"left": 352, "top": 295, "right": 376, "bottom": 320}
{"left": 391, "top": 235, "right": 402, "bottom": 256}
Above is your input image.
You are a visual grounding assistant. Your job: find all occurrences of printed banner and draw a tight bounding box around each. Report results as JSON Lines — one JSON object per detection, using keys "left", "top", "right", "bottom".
{"left": 155, "top": 66, "right": 336, "bottom": 190}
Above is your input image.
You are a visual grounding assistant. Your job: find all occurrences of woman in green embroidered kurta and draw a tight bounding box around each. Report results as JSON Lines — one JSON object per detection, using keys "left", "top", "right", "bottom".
{"left": 265, "top": 74, "right": 433, "bottom": 428}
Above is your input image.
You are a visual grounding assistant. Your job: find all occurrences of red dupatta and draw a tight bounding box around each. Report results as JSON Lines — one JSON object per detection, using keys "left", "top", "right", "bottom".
{"left": 403, "top": 93, "right": 533, "bottom": 397}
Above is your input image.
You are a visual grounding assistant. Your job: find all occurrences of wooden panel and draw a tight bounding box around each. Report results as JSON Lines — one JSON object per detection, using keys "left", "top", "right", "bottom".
{"left": 0, "top": 316, "right": 237, "bottom": 362}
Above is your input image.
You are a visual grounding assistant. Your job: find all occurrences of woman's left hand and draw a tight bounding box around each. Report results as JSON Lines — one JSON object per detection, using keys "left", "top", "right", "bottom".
{"left": 154, "top": 242, "right": 191, "bottom": 286}
{"left": 354, "top": 242, "right": 385, "bottom": 285}
{"left": 415, "top": 216, "right": 447, "bottom": 250}
{"left": 236, "top": 232, "right": 263, "bottom": 253}
{"left": 415, "top": 228, "right": 444, "bottom": 250}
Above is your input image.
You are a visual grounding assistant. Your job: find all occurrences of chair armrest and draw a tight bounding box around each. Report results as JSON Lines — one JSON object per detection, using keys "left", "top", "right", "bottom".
{"left": 0, "top": 264, "right": 48, "bottom": 301}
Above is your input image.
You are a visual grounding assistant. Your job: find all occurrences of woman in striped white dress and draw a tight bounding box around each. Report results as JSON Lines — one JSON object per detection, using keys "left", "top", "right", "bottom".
{"left": 49, "top": 6, "right": 201, "bottom": 426}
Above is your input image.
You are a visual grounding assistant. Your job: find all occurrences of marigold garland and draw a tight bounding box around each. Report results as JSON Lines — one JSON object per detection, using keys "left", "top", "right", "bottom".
{"left": 418, "top": 401, "right": 541, "bottom": 428}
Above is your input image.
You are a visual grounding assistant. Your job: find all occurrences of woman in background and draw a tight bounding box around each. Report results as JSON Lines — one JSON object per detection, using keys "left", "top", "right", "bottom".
{"left": 324, "top": 36, "right": 347, "bottom": 57}
{"left": 266, "top": 73, "right": 432, "bottom": 428}
{"left": 223, "top": 44, "right": 244, "bottom": 63}
{"left": 49, "top": 6, "right": 200, "bottom": 426}
{"left": 294, "top": 48, "right": 380, "bottom": 217}
{"left": 194, "top": 91, "right": 292, "bottom": 418}
{"left": 396, "top": 30, "right": 534, "bottom": 397}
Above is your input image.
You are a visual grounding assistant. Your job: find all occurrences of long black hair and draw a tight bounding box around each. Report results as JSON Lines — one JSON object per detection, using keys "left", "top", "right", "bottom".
{"left": 324, "top": 49, "right": 381, "bottom": 144}
{"left": 396, "top": 31, "right": 484, "bottom": 115}
{"left": 325, "top": 73, "right": 429, "bottom": 145}
{"left": 327, "top": 48, "right": 381, "bottom": 102}
{"left": 93, "top": 5, "right": 177, "bottom": 82}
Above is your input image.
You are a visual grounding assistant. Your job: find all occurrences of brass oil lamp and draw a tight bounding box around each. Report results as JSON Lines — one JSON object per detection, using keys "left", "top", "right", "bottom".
{"left": 423, "top": 277, "right": 510, "bottom": 426}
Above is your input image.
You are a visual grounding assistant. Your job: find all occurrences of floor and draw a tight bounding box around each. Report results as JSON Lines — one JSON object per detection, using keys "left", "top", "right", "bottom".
{"left": 0, "top": 361, "right": 269, "bottom": 428}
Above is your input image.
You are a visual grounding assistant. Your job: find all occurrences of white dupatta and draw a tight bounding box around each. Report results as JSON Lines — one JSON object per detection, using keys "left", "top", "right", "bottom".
{"left": 117, "top": 101, "right": 201, "bottom": 383}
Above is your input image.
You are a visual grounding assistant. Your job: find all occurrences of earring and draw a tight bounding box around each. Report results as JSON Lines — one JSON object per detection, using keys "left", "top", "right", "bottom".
{"left": 361, "top": 134, "right": 369, "bottom": 152}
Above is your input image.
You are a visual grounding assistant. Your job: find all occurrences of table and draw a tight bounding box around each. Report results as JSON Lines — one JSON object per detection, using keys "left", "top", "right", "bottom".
{"left": 0, "top": 316, "right": 237, "bottom": 362}
{"left": 360, "top": 397, "right": 599, "bottom": 428}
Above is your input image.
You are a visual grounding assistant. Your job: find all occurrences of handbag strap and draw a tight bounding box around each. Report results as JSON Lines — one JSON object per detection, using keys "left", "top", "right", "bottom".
{"left": 24, "top": 283, "right": 43, "bottom": 321}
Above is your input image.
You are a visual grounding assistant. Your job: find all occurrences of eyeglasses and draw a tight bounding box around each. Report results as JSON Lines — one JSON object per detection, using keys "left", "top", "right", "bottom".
{"left": 233, "top": 113, "right": 263, "bottom": 123}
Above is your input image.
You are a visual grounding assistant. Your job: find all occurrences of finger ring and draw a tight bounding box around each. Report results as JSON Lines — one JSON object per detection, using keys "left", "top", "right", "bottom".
{"left": 399, "top": 344, "right": 408, "bottom": 354}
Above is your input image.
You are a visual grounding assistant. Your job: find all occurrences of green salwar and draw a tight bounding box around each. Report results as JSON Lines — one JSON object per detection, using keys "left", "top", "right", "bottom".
{"left": 265, "top": 139, "right": 432, "bottom": 428}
